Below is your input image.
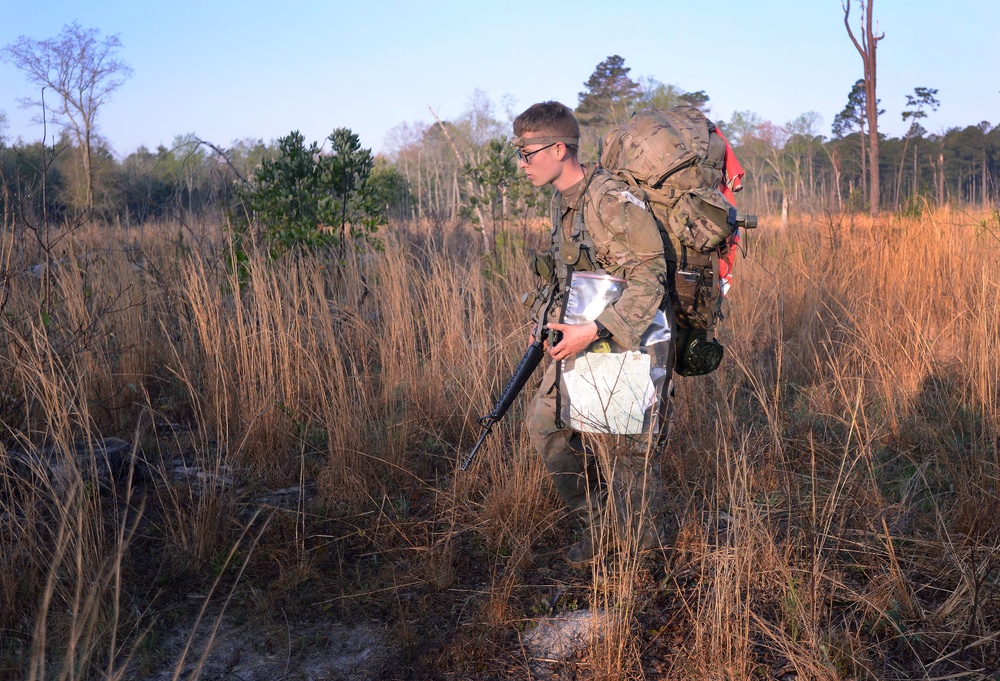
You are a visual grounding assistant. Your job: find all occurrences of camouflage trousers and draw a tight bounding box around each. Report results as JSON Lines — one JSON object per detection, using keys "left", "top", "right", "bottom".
{"left": 527, "top": 361, "right": 669, "bottom": 552}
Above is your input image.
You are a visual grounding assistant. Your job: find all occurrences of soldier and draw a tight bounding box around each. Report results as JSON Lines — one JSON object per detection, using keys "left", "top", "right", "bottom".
{"left": 513, "top": 101, "right": 671, "bottom": 567}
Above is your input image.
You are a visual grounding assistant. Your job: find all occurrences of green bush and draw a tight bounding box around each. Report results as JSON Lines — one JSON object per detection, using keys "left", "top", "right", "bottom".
{"left": 238, "top": 128, "right": 389, "bottom": 258}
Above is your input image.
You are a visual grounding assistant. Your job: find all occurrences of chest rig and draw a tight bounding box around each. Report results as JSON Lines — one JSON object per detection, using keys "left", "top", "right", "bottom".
{"left": 547, "top": 174, "right": 601, "bottom": 431}
{"left": 550, "top": 169, "right": 612, "bottom": 285}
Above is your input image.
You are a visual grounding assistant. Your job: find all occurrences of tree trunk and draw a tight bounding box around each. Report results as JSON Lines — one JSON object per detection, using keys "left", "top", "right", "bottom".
{"left": 863, "top": 5, "right": 881, "bottom": 217}
{"left": 983, "top": 153, "right": 989, "bottom": 209}
{"left": 936, "top": 152, "right": 945, "bottom": 206}
{"left": 865, "top": 76, "right": 879, "bottom": 214}
{"left": 844, "top": 0, "right": 884, "bottom": 217}
{"left": 416, "top": 150, "right": 423, "bottom": 220}
{"left": 835, "top": 166, "right": 843, "bottom": 212}
{"left": 433, "top": 164, "right": 441, "bottom": 217}
{"left": 895, "top": 134, "right": 913, "bottom": 210}
{"left": 808, "top": 150, "right": 815, "bottom": 211}
{"left": 860, "top": 126, "right": 867, "bottom": 200}
{"left": 83, "top": 134, "right": 94, "bottom": 211}
{"left": 821, "top": 143, "right": 843, "bottom": 213}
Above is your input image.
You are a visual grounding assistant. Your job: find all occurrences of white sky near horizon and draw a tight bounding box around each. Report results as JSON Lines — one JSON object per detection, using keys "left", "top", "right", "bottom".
{"left": 1, "top": 0, "right": 997, "bottom": 159}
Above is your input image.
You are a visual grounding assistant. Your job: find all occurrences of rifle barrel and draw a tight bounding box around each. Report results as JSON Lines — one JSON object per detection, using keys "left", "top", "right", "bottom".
{"left": 461, "top": 422, "right": 493, "bottom": 471}
{"left": 459, "top": 340, "right": 545, "bottom": 471}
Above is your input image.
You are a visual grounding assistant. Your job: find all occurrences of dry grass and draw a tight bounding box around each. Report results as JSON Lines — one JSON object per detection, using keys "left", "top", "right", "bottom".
{"left": 0, "top": 206, "right": 997, "bottom": 679}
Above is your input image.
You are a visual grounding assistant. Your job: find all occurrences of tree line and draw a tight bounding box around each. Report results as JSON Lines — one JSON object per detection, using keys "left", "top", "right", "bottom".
{"left": 0, "top": 132, "right": 266, "bottom": 226}
{"left": 722, "top": 99, "right": 1000, "bottom": 218}
{"left": 1, "top": 22, "right": 997, "bottom": 258}
{"left": 382, "top": 55, "right": 999, "bottom": 228}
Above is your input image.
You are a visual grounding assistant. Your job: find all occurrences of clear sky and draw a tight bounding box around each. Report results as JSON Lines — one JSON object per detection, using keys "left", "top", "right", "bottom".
{"left": 1, "top": 0, "right": 996, "bottom": 158}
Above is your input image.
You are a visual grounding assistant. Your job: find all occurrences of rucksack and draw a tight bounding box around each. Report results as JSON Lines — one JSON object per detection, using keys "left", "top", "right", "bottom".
{"left": 599, "top": 106, "right": 756, "bottom": 375}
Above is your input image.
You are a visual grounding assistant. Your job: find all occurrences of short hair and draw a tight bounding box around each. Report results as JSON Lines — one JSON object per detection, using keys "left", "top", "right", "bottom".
{"left": 513, "top": 101, "right": 580, "bottom": 153}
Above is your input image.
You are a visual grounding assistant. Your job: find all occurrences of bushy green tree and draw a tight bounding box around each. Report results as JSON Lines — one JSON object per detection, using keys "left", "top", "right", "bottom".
{"left": 324, "top": 128, "right": 381, "bottom": 259}
{"left": 368, "top": 158, "right": 411, "bottom": 223}
{"left": 577, "top": 55, "right": 641, "bottom": 129}
{"left": 832, "top": 79, "right": 879, "bottom": 139}
{"left": 238, "top": 128, "right": 386, "bottom": 258}
{"left": 463, "top": 138, "right": 518, "bottom": 253}
{"left": 242, "top": 131, "right": 323, "bottom": 247}
{"left": 637, "top": 78, "right": 711, "bottom": 113}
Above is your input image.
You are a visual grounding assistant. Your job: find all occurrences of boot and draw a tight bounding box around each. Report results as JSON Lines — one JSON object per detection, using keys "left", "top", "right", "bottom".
{"left": 565, "top": 534, "right": 594, "bottom": 568}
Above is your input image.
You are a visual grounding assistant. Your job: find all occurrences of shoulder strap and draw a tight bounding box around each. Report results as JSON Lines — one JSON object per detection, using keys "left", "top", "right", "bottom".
{"left": 552, "top": 170, "right": 605, "bottom": 280}
{"left": 550, "top": 191, "right": 567, "bottom": 272}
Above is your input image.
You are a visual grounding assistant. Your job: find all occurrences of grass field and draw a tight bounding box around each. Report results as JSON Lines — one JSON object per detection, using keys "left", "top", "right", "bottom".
{"left": 0, "top": 207, "right": 998, "bottom": 679}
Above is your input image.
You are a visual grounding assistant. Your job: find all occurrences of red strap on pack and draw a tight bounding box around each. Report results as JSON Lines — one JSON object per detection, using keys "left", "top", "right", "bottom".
{"left": 716, "top": 129, "right": 744, "bottom": 201}
{"left": 714, "top": 129, "right": 744, "bottom": 295}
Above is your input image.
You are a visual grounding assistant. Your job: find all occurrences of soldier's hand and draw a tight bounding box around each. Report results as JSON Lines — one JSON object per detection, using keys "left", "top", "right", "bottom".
{"left": 545, "top": 322, "right": 599, "bottom": 361}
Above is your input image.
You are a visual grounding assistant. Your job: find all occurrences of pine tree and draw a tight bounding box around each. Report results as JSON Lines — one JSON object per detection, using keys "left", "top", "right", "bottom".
{"left": 576, "top": 55, "right": 641, "bottom": 128}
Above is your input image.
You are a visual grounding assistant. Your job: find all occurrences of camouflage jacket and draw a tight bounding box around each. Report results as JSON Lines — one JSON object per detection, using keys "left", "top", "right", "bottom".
{"left": 547, "top": 163, "right": 667, "bottom": 349}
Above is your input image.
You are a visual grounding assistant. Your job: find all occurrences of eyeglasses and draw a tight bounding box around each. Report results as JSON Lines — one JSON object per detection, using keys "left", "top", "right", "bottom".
{"left": 515, "top": 142, "right": 557, "bottom": 164}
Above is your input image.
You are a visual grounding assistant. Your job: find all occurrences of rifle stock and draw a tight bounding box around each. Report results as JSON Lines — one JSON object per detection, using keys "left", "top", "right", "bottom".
{"left": 460, "top": 339, "right": 545, "bottom": 471}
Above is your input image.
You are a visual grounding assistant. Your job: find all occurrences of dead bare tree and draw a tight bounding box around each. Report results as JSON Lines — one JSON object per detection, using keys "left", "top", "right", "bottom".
{"left": 426, "top": 104, "right": 488, "bottom": 250}
{"left": 2, "top": 22, "right": 132, "bottom": 212}
{"left": 843, "top": 0, "right": 885, "bottom": 217}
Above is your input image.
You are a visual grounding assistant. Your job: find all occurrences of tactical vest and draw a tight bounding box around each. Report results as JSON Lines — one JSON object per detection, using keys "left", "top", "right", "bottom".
{"left": 549, "top": 169, "right": 622, "bottom": 287}
{"left": 544, "top": 169, "right": 680, "bottom": 431}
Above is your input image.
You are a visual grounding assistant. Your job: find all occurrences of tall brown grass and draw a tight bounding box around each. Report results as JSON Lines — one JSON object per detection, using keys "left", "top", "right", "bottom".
{"left": 0, "top": 207, "right": 997, "bottom": 679}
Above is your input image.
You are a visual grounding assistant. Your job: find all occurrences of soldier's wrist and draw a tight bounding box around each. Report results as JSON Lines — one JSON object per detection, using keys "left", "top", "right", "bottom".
{"left": 594, "top": 320, "right": 613, "bottom": 341}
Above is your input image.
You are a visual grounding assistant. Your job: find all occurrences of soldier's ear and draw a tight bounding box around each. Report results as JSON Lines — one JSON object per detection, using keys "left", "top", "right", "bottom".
{"left": 554, "top": 142, "right": 567, "bottom": 161}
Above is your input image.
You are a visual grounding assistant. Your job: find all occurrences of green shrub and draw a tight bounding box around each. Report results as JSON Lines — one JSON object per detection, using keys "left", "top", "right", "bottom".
{"left": 238, "top": 128, "right": 389, "bottom": 259}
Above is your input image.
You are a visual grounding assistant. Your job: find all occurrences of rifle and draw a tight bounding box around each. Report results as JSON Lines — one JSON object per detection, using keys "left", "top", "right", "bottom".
{"left": 460, "top": 339, "right": 545, "bottom": 470}
{"left": 461, "top": 287, "right": 559, "bottom": 471}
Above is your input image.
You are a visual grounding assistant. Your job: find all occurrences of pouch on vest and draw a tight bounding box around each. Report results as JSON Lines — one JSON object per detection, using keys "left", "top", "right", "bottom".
{"left": 531, "top": 252, "right": 556, "bottom": 284}
{"left": 665, "top": 187, "right": 742, "bottom": 253}
{"left": 557, "top": 271, "right": 674, "bottom": 436}
{"left": 671, "top": 258, "right": 718, "bottom": 330}
{"left": 675, "top": 327, "right": 724, "bottom": 377}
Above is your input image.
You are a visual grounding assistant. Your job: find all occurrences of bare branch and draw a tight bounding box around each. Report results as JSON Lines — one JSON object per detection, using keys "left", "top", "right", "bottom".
{"left": 842, "top": 0, "right": 866, "bottom": 60}
{"left": 2, "top": 22, "right": 132, "bottom": 210}
{"left": 196, "top": 138, "right": 248, "bottom": 184}
{"left": 426, "top": 104, "right": 487, "bottom": 237}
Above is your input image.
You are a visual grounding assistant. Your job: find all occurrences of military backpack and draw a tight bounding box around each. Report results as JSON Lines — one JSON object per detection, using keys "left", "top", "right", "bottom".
{"left": 599, "top": 105, "right": 756, "bottom": 375}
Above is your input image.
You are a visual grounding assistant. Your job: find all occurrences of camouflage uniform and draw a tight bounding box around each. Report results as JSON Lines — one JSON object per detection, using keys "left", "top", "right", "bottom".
{"left": 527, "top": 163, "right": 671, "bottom": 553}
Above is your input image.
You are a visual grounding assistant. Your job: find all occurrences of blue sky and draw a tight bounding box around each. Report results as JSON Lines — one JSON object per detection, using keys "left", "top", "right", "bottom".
{"left": 1, "top": 0, "right": 996, "bottom": 157}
